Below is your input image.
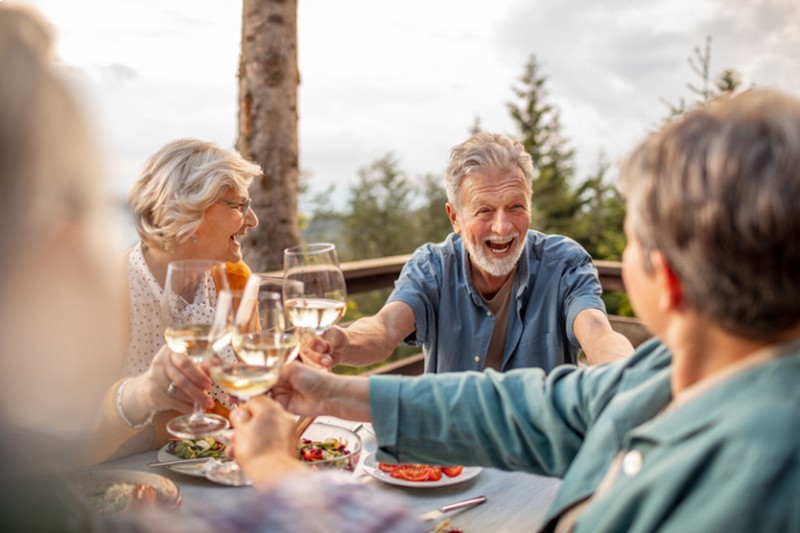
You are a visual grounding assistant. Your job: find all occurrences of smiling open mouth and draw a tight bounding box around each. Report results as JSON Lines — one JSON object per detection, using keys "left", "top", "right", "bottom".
{"left": 485, "top": 236, "right": 515, "bottom": 254}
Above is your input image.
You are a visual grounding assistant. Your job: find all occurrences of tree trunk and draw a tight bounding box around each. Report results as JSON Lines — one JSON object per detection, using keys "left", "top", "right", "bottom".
{"left": 237, "top": 0, "right": 300, "bottom": 272}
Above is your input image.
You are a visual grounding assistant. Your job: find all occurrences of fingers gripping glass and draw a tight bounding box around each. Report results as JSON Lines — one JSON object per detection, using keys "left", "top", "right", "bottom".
{"left": 162, "top": 260, "right": 233, "bottom": 439}
{"left": 206, "top": 274, "right": 299, "bottom": 486}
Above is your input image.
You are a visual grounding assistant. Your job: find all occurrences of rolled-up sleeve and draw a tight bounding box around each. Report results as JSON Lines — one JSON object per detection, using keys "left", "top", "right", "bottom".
{"left": 386, "top": 248, "right": 443, "bottom": 347}
{"left": 561, "top": 255, "right": 606, "bottom": 348}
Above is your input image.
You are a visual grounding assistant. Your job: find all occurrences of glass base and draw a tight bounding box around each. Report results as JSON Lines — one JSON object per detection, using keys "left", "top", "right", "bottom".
{"left": 167, "top": 413, "right": 229, "bottom": 440}
{"left": 205, "top": 460, "right": 252, "bottom": 486}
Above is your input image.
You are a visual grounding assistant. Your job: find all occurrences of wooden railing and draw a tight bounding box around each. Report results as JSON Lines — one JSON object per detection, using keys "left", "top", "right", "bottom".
{"left": 272, "top": 255, "right": 652, "bottom": 375}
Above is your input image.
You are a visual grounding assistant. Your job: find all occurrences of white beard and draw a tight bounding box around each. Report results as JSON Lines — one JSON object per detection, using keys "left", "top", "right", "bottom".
{"left": 463, "top": 231, "right": 526, "bottom": 278}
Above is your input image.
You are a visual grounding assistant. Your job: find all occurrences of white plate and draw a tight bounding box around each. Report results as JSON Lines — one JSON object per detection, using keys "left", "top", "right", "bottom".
{"left": 361, "top": 452, "right": 481, "bottom": 488}
{"left": 156, "top": 443, "right": 212, "bottom": 478}
{"left": 68, "top": 468, "right": 181, "bottom": 514}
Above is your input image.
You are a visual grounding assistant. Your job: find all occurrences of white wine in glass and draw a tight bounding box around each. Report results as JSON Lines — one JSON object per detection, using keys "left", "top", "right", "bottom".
{"left": 206, "top": 276, "right": 298, "bottom": 486}
{"left": 283, "top": 243, "right": 347, "bottom": 334}
{"left": 162, "top": 260, "right": 232, "bottom": 439}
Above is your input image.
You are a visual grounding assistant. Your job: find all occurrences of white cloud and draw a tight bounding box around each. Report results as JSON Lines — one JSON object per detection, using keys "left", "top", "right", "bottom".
{"left": 494, "top": 0, "right": 800, "bottom": 176}
{"left": 22, "top": 0, "right": 800, "bottom": 227}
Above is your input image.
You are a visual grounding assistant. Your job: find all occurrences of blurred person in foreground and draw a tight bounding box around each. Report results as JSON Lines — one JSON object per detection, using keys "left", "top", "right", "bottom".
{"left": 100, "top": 139, "right": 262, "bottom": 459}
{"left": 260, "top": 89, "right": 800, "bottom": 531}
{"left": 0, "top": 3, "right": 126, "bottom": 528}
{"left": 303, "top": 133, "right": 634, "bottom": 373}
{"left": 0, "top": 5, "right": 422, "bottom": 532}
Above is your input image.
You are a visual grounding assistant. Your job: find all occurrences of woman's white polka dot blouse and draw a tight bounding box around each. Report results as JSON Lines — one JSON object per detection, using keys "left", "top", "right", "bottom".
{"left": 125, "top": 242, "right": 233, "bottom": 406}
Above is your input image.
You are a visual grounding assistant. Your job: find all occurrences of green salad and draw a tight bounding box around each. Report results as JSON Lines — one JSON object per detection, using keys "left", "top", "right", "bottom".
{"left": 167, "top": 437, "right": 226, "bottom": 459}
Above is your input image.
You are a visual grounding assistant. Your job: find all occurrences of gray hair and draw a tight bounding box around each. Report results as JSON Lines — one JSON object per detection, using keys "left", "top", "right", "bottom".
{"left": 129, "top": 139, "right": 262, "bottom": 250}
{"left": 445, "top": 133, "right": 534, "bottom": 211}
{"left": 620, "top": 89, "right": 800, "bottom": 339}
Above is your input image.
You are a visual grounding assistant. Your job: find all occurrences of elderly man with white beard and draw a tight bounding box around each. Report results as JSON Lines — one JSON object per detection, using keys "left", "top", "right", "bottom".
{"left": 304, "top": 133, "right": 634, "bottom": 373}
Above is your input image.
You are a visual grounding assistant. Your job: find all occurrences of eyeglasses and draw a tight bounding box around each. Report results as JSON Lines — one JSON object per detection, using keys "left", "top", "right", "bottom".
{"left": 219, "top": 198, "right": 252, "bottom": 215}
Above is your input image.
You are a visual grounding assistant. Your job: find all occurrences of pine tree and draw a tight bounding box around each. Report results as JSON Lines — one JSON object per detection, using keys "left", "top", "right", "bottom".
{"left": 342, "top": 155, "right": 417, "bottom": 260}
{"left": 507, "top": 55, "right": 581, "bottom": 235}
{"left": 662, "top": 36, "right": 743, "bottom": 119}
{"left": 412, "top": 173, "right": 451, "bottom": 245}
{"left": 571, "top": 153, "right": 626, "bottom": 261}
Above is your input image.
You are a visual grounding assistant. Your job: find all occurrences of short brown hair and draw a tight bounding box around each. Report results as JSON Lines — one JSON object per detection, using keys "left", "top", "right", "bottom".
{"left": 621, "top": 89, "right": 800, "bottom": 339}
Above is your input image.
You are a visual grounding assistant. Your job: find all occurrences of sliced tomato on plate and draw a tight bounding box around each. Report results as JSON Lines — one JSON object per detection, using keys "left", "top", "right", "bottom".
{"left": 391, "top": 464, "right": 436, "bottom": 482}
{"left": 426, "top": 467, "right": 443, "bottom": 481}
{"left": 442, "top": 466, "right": 464, "bottom": 478}
{"left": 378, "top": 462, "right": 399, "bottom": 473}
{"left": 377, "top": 462, "right": 464, "bottom": 482}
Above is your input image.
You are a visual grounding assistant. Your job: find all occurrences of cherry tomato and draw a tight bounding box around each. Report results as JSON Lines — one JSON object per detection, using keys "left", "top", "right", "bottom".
{"left": 301, "top": 447, "right": 324, "bottom": 461}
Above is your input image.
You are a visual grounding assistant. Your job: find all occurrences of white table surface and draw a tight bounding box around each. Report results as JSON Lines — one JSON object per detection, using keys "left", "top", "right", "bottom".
{"left": 101, "top": 417, "right": 562, "bottom": 532}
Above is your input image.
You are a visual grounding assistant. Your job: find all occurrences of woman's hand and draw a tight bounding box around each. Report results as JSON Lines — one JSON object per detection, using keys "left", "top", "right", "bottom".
{"left": 122, "top": 345, "right": 214, "bottom": 423}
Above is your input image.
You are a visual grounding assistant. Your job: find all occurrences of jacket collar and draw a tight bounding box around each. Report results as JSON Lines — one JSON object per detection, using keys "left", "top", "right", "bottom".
{"left": 625, "top": 350, "right": 800, "bottom": 445}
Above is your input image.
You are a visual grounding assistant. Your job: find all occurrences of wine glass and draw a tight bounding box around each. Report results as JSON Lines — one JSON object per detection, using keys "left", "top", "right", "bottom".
{"left": 249, "top": 275, "right": 305, "bottom": 362}
{"left": 283, "top": 243, "right": 347, "bottom": 335}
{"left": 206, "top": 275, "right": 299, "bottom": 486}
{"left": 162, "top": 259, "right": 233, "bottom": 439}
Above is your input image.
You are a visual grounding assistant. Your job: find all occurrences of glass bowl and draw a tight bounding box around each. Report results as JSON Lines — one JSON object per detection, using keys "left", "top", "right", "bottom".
{"left": 297, "top": 422, "right": 362, "bottom": 472}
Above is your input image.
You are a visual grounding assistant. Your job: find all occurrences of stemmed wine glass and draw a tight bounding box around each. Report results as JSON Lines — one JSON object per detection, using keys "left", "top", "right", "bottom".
{"left": 206, "top": 275, "right": 299, "bottom": 486}
{"left": 162, "top": 259, "right": 233, "bottom": 439}
{"left": 283, "top": 243, "right": 347, "bottom": 335}
{"left": 253, "top": 276, "right": 305, "bottom": 362}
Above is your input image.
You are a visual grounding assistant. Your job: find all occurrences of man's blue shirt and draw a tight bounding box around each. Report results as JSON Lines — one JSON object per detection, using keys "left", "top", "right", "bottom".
{"left": 387, "top": 230, "right": 606, "bottom": 373}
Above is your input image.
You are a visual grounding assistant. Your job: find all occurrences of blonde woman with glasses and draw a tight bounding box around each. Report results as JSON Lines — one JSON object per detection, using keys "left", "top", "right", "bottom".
{"left": 109, "top": 139, "right": 262, "bottom": 457}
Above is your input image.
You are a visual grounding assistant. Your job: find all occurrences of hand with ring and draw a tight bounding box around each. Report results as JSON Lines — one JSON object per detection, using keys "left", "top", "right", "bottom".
{"left": 117, "top": 345, "right": 215, "bottom": 426}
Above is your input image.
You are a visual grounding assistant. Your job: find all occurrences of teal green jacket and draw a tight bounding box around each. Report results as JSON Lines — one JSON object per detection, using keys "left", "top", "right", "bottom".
{"left": 370, "top": 339, "right": 800, "bottom": 532}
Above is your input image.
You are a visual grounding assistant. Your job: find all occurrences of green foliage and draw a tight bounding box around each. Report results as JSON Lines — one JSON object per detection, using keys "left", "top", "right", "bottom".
{"left": 333, "top": 344, "right": 420, "bottom": 376}
{"left": 341, "top": 154, "right": 418, "bottom": 260}
{"left": 507, "top": 56, "right": 630, "bottom": 316}
{"left": 508, "top": 55, "right": 582, "bottom": 236}
{"left": 412, "top": 173, "right": 452, "bottom": 245}
{"left": 302, "top": 181, "right": 342, "bottom": 246}
{"left": 569, "top": 155, "right": 627, "bottom": 261}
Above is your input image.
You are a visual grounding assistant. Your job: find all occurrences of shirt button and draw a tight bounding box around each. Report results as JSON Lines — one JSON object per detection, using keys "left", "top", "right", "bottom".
{"left": 474, "top": 355, "right": 480, "bottom": 363}
{"left": 622, "top": 450, "right": 643, "bottom": 476}
{"left": 486, "top": 311, "right": 492, "bottom": 317}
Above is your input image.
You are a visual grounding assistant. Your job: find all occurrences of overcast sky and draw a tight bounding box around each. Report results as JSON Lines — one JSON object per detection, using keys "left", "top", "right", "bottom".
{"left": 21, "top": 0, "right": 800, "bottom": 227}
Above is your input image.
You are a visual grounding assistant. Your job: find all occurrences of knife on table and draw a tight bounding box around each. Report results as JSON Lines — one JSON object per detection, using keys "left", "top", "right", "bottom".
{"left": 419, "top": 495, "right": 487, "bottom": 522}
{"left": 148, "top": 457, "right": 231, "bottom": 467}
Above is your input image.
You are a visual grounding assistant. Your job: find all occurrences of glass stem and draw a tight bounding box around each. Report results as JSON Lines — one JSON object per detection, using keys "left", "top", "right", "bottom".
{"left": 189, "top": 401, "right": 204, "bottom": 423}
